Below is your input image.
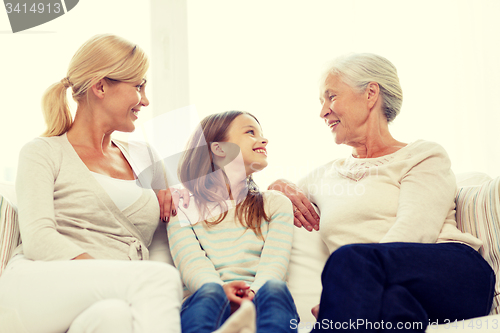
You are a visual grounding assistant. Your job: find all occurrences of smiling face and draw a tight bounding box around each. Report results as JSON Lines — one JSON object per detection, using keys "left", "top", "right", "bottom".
{"left": 103, "top": 79, "right": 149, "bottom": 132}
{"left": 319, "top": 74, "right": 371, "bottom": 146}
{"left": 224, "top": 114, "right": 268, "bottom": 175}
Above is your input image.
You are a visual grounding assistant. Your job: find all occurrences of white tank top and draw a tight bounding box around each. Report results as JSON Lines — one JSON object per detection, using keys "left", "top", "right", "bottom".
{"left": 91, "top": 172, "right": 143, "bottom": 211}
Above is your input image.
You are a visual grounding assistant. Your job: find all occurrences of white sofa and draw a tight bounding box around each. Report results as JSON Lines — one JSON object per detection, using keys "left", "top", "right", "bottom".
{"left": 1, "top": 172, "right": 500, "bottom": 332}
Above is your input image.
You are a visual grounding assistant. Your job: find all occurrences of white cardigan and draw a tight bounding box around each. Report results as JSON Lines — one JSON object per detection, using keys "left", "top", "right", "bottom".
{"left": 14, "top": 134, "right": 166, "bottom": 261}
{"left": 298, "top": 140, "right": 482, "bottom": 253}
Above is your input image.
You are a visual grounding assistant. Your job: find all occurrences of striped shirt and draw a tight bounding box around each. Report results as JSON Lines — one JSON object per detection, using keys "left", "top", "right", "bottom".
{"left": 167, "top": 190, "right": 293, "bottom": 294}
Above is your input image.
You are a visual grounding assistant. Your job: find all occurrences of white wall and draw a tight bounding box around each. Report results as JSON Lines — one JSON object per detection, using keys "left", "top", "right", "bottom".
{"left": 186, "top": 0, "right": 500, "bottom": 188}
{"left": 0, "top": 0, "right": 152, "bottom": 181}
{"left": 2, "top": 0, "right": 499, "bottom": 189}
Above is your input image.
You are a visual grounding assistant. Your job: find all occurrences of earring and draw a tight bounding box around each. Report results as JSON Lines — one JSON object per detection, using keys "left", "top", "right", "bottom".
{"left": 246, "top": 175, "right": 259, "bottom": 193}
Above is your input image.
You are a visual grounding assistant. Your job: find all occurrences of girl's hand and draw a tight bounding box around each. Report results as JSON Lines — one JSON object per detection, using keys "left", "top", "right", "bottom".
{"left": 223, "top": 281, "right": 253, "bottom": 313}
{"left": 268, "top": 179, "right": 320, "bottom": 231}
{"left": 157, "top": 187, "right": 191, "bottom": 223}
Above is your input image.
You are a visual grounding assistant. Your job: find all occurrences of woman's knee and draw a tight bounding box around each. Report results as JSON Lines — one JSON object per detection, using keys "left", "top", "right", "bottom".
{"left": 68, "top": 299, "right": 133, "bottom": 333}
{"left": 322, "top": 243, "right": 383, "bottom": 279}
{"left": 132, "top": 262, "right": 183, "bottom": 301}
{"left": 326, "top": 243, "right": 379, "bottom": 266}
{"left": 330, "top": 243, "right": 374, "bottom": 259}
{"left": 89, "top": 299, "right": 132, "bottom": 321}
{"left": 141, "top": 262, "right": 181, "bottom": 285}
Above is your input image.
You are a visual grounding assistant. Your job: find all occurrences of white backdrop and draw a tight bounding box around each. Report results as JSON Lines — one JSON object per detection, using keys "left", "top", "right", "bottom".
{"left": 1, "top": 0, "right": 499, "bottom": 189}
{"left": 0, "top": 0, "right": 152, "bottom": 181}
{"left": 186, "top": 0, "right": 500, "bottom": 188}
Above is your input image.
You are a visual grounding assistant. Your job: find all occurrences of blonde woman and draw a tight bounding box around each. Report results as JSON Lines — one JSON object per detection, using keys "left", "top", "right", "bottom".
{"left": 0, "top": 34, "right": 183, "bottom": 333}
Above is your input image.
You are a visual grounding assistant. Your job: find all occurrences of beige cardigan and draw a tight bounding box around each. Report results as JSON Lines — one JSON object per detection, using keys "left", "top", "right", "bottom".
{"left": 298, "top": 140, "right": 482, "bottom": 253}
{"left": 14, "top": 134, "right": 166, "bottom": 261}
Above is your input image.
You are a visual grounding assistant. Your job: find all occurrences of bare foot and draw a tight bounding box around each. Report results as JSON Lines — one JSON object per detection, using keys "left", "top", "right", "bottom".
{"left": 311, "top": 304, "right": 320, "bottom": 319}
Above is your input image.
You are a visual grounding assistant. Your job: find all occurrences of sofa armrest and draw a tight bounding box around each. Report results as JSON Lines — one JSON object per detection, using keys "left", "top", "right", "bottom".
{"left": 0, "top": 181, "right": 17, "bottom": 208}
{"left": 455, "top": 176, "right": 500, "bottom": 314}
{"left": 0, "top": 193, "right": 21, "bottom": 277}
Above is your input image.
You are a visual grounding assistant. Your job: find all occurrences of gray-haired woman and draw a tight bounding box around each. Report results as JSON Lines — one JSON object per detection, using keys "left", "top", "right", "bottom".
{"left": 270, "top": 53, "right": 494, "bottom": 331}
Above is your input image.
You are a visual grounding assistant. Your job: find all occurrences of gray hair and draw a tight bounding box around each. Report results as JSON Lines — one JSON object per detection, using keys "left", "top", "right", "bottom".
{"left": 322, "top": 53, "right": 403, "bottom": 123}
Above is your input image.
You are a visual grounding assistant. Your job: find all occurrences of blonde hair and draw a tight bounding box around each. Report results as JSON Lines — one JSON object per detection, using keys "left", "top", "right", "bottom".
{"left": 322, "top": 53, "right": 403, "bottom": 123}
{"left": 41, "top": 34, "right": 150, "bottom": 137}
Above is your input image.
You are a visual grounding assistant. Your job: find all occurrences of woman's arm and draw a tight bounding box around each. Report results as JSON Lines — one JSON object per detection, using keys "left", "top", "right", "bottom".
{"left": 167, "top": 210, "right": 223, "bottom": 293}
{"left": 157, "top": 187, "right": 190, "bottom": 223}
{"left": 16, "top": 139, "right": 87, "bottom": 261}
{"left": 380, "top": 142, "right": 456, "bottom": 243}
{"left": 140, "top": 143, "right": 191, "bottom": 222}
{"left": 251, "top": 191, "right": 294, "bottom": 292}
{"left": 268, "top": 179, "right": 320, "bottom": 231}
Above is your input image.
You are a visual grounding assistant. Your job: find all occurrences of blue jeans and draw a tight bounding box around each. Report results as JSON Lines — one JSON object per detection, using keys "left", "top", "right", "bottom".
{"left": 311, "top": 242, "right": 495, "bottom": 332}
{"left": 181, "top": 280, "right": 299, "bottom": 333}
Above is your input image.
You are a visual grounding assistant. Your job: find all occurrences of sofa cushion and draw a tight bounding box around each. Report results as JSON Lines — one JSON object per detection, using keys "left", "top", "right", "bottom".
{"left": 455, "top": 172, "right": 492, "bottom": 187}
{"left": 287, "top": 225, "right": 330, "bottom": 326}
{"left": 455, "top": 177, "right": 500, "bottom": 314}
{"left": 0, "top": 194, "right": 20, "bottom": 277}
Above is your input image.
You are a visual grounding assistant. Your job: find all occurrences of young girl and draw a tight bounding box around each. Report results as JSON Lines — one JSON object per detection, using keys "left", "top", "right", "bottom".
{"left": 167, "top": 111, "right": 298, "bottom": 333}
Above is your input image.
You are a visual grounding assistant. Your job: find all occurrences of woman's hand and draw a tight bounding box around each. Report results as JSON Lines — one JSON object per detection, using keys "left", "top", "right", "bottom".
{"left": 268, "top": 179, "right": 320, "bottom": 231}
{"left": 157, "top": 187, "right": 191, "bottom": 223}
{"left": 223, "top": 281, "right": 254, "bottom": 313}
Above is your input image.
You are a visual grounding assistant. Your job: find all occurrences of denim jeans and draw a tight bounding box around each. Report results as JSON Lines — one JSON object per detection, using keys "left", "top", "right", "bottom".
{"left": 254, "top": 280, "right": 300, "bottom": 333}
{"left": 181, "top": 280, "right": 299, "bottom": 333}
{"left": 311, "top": 242, "right": 495, "bottom": 332}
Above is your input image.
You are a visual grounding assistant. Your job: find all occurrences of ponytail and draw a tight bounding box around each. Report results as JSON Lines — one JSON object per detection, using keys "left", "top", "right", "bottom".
{"left": 40, "top": 34, "right": 150, "bottom": 137}
{"left": 41, "top": 78, "right": 73, "bottom": 137}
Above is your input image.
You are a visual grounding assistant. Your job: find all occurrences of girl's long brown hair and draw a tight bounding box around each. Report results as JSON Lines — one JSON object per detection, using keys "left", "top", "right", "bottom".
{"left": 178, "top": 111, "right": 269, "bottom": 236}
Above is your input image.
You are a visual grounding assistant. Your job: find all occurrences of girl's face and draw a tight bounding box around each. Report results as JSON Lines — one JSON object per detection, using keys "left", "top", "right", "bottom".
{"left": 224, "top": 114, "right": 268, "bottom": 176}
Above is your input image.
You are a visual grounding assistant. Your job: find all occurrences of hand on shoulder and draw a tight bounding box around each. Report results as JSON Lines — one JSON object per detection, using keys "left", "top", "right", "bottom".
{"left": 268, "top": 179, "right": 320, "bottom": 231}
{"left": 157, "top": 187, "right": 191, "bottom": 223}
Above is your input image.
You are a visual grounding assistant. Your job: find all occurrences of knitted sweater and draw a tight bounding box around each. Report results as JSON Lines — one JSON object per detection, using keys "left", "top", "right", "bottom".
{"left": 14, "top": 134, "right": 165, "bottom": 261}
{"left": 298, "top": 140, "right": 482, "bottom": 253}
{"left": 167, "top": 190, "right": 293, "bottom": 293}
